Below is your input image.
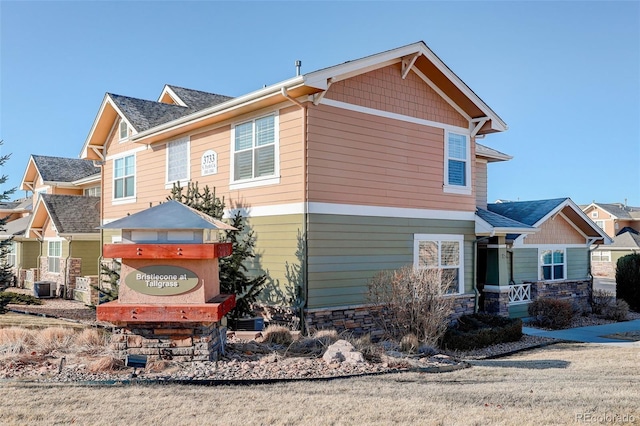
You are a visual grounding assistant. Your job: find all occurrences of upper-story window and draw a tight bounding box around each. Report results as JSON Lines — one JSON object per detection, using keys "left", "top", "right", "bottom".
{"left": 119, "top": 120, "right": 129, "bottom": 141}
{"left": 591, "top": 211, "right": 598, "bottom": 218}
{"left": 444, "top": 131, "right": 471, "bottom": 194}
{"left": 166, "top": 137, "right": 190, "bottom": 188}
{"left": 113, "top": 154, "right": 135, "bottom": 201}
{"left": 84, "top": 186, "right": 101, "bottom": 197}
{"left": 594, "top": 220, "right": 605, "bottom": 230}
{"left": 231, "top": 113, "right": 279, "bottom": 188}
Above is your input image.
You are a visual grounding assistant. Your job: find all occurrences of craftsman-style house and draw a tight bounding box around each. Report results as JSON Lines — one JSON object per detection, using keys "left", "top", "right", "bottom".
{"left": 78, "top": 41, "right": 609, "bottom": 329}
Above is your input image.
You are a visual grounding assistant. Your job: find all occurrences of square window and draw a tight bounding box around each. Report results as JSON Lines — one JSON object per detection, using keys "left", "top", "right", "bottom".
{"left": 540, "top": 249, "right": 565, "bottom": 280}
{"left": 414, "top": 235, "right": 464, "bottom": 294}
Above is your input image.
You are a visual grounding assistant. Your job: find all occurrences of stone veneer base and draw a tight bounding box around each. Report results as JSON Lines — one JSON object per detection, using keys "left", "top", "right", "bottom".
{"left": 110, "top": 322, "right": 226, "bottom": 362}
{"left": 304, "top": 294, "right": 477, "bottom": 337}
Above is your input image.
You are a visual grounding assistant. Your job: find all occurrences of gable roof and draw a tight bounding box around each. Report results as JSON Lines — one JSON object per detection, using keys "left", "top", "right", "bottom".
{"left": 159, "top": 85, "right": 234, "bottom": 110}
{"left": 100, "top": 200, "right": 235, "bottom": 231}
{"left": 21, "top": 155, "right": 100, "bottom": 191}
{"left": 27, "top": 194, "right": 100, "bottom": 238}
{"left": 608, "top": 227, "right": 640, "bottom": 250}
{"left": 0, "top": 215, "right": 30, "bottom": 239}
{"left": 585, "top": 202, "right": 640, "bottom": 220}
{"left": 475, "top": 143, "right": 512, "bottom": 162}
{"left": 487, "top": 198, "right": 612, "bottom": 245}
{"left": 81, "top": 41, "right": 507, "bottom": 159}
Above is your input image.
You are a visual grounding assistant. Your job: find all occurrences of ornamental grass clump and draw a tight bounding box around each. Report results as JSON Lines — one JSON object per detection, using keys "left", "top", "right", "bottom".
{"left": 262, "top": 325, "right": 293, "bottom": 346}
{"left": 368, "top": 266, "right": 454, "bottom": 347}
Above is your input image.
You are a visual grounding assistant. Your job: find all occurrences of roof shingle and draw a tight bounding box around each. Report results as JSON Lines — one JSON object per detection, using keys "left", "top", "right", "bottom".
{"left": 32, "top": 155, "right": 100, "bottom": 183}
{"left": 40, "top": 194, "right": 100, "bottom": 234}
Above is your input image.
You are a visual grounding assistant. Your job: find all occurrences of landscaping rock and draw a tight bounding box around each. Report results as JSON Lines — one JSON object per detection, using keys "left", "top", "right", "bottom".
{"left": 322, "top": 339, "right": 365, "bottom": 365}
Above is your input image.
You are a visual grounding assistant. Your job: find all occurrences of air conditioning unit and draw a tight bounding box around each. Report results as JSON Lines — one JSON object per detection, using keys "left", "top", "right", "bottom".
{"left": 33, "top": 281, "right": 56, "bottom": 299}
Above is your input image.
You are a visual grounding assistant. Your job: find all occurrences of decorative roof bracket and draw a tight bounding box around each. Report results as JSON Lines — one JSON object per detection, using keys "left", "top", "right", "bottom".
{"left": 312, "top": 79, "right": 334, "bottom": 106}
{"left": 471, "top": 117, "right": 489, "bottom": 137}
{"left": 89, "top": 145, "right": 105, "bottom": 161}
{"left": 401, "top": 53, "right": 421, "bottom": 79}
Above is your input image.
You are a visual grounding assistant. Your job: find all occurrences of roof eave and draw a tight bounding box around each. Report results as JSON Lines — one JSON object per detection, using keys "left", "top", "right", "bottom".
{"left": 131, "top": 76, "right": 307, "bottom": 144}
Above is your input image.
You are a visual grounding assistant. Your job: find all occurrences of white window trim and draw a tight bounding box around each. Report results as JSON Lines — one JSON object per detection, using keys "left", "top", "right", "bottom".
{"left": 229, "top": 111, "right": 280, "bottom": 190}
{"left": 591, "top": 211, "right": 598, "bottom": 218}
{"left": 5, "top": 241, "right": 16, "bottom": 267}
{"left": 413, "top": 233, "right": 465, "bottom": 294}
{"left": 443, "top": 131, "right": 471, "bottom": 195}
{"left": 165, "top": 136, "right": 191, "bottom": 189}
{"left": 591, "top": 250, "right": 611, "bottom": 262}
{"left": 112, "top": 152, "right": 136, "bottom": 205}
{"left": 537, "top": 246, "right": 567, "bottom": 282}
{"left": 46, "top": 238, "right": 63, "bottom": 275}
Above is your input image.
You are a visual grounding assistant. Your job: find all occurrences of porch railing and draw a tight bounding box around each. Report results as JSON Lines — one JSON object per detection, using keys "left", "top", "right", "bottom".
{"left": 509, "top": 283, "right": 531, "bottom": 305}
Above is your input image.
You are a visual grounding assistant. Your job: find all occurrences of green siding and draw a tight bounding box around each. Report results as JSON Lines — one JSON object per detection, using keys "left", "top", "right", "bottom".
{"left": 512, "top": 248, "right": 538, "bottom": 283}
{"left": 306, "top": 214, "right": 475, "bottom": 309}
{"left": 70, "top": 241, "right": 101, "bottom": 275}
{"left": 244, "top": 214, "right": 305, "bottom": 307}
{"left": 567, "top": 247, "right": 589, "bottom": 280}
{"left": 18, "top": 241, "right": 40, "bottom": 269}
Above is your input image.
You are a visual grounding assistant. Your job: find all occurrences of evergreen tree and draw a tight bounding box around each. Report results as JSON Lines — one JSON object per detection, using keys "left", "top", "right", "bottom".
{"left": 168, "top": 182, "right": 266, "bottom": 320}
{"left": 0, "top": 141, "right": 16, "bottom": 291}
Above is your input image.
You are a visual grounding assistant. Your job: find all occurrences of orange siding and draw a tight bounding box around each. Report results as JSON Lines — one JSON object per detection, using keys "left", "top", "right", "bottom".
{"left": 524, "top": 216, "right": 585, "bottom": 245}
{"left": 306, "top": 103, "right": 476, "bottom": 212}
{"left": 103, "top": 105, "right": 304, "bottom": 221}
{"left": 326, "top": 63, "right": 468, "bottom": 129}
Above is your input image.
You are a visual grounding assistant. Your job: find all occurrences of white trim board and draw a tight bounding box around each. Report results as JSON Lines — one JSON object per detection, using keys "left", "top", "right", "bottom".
{"left": 318, "top": 98, "right": 469, "bottom": 135}
{"left": 226, "top": 202, "right": 475, "bottom": 221}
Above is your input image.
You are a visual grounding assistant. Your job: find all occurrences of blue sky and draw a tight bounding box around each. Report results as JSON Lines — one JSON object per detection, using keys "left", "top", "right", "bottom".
{"left": 1, "top": 1, "right": 638, "bottom": 206}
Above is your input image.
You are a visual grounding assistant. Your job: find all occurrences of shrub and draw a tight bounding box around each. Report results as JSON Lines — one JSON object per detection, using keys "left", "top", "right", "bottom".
{"left": 592, "top": 289, "right": 615, "bottom": 316}
{"left": 400, "top": 333, "right": 419, "bottom": 354}
{"left": 616, "top": 253, "right": 640, "bottom": 311}
{"left": 0, "top": 291, "right": 42, "bottom": 313}
{"left": 528, "top": 298, "right": 574, "bottom": 329}
{"left": 368, "top": 266, "right": 454, "bottom": 346}
{"left": 604, "top": 299, "right": 629, "bottom": 322}
{"left": 261, "top": 325, "right": 293, "bottom": 346}
{"left": 441, "top": 313, "right": 522, "bottom": 351}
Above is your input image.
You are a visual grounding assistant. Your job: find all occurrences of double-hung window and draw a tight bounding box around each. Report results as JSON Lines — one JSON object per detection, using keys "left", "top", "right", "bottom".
{"left": 231, "top": 114, "right": 278, "bottom": 187}
{"left": 84, "top": 186, "right": 101, "bottom": 197}
{"left": 166, "top": 137, "right": 190, "bottom": 188}
{"left": 540, "top": 248, "right": 565, "bottom": 280}
{"left": 48, "top": 240, "right": 62, "bottom": 274}
{"left": 114, "top": 154, "right": 135, "bottom": 201}
{"left": 413, "top": 234, "right": 464, "bottom": 294}
{"left": 444, "top": 131, "right": 471, "bottom": 194}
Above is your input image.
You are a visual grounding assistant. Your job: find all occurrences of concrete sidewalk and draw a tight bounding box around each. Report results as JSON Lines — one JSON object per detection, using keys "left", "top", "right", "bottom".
{"left": 523, "top": 319, "right": 640, "bottom": 346}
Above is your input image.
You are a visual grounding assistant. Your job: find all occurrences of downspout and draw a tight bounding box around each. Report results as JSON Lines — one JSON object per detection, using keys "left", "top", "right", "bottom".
{"left": 281, "top": 87, "right": 308, "bottom": 333}
{"left": 63, "top": 236, "right": 72, "bottom": 299}
{"left": 472, "top": 236, "right": 490, "bottom": 313}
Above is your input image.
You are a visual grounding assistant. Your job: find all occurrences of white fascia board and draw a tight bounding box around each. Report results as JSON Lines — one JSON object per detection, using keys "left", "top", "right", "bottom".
{"left": 303, "top": 43, "right": 424, "bottom": 89}
{"left": 131, "top": 76, "right": 305, "bottom": 143}
{"left": 19, "top": 156, "right": 37, "bottom": 191}
{"left": 71, "top": 173, "right": 101, "bottom": 186}
{"left": 80, "top": 93, "right": 111, "bottom": 159}
{"left": 475, "top": 215, "right": 538, "bottom": 237}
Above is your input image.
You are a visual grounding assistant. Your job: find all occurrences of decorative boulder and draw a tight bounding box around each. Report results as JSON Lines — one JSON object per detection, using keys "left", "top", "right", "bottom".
{"left": 322, "top": 339, "right": 365, "bottom": 365}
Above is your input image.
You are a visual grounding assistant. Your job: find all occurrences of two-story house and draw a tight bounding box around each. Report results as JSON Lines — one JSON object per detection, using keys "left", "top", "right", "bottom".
{"left": 16, "top": 155, "right": 102, "bottom": 297}
{"left": 79, "top": 41, "right": 609, "bottom": 330}
{"left": 582, "top": 202, "right": 640, "bottom": 278}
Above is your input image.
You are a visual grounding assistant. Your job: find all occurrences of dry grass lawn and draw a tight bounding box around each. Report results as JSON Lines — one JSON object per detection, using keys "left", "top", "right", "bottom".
{"left": 1, "top": 343, "right": 638, "bottom": 425}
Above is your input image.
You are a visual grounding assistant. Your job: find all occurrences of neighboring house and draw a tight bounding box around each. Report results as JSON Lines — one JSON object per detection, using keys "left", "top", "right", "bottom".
{"left": 24, "top": 194, "right": 101, "bottom": 297}
{"left": 582, "top": 202, "right": 640, "bottom": 238}
{"left": 15, "top": 155, "right": 102, "bottom": 292}
{"left": 478, "top": 198, "right": 610, "bottom": 317}
{"left": 581, "top": 202, "right": 640, "bottom": 278}
{"left": 0, "top": 198, "right": 33, "bottom": 286}
{"left": 78, "top": 40, "right": 602, "bottom": 329}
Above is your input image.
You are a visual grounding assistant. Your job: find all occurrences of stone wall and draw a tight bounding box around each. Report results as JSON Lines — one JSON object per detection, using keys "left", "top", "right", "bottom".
{"left": 74, "top": 275, "right": 100, "bottom": 306}
{"left": 110, "top": 323, "right": 226, "bottom": 362}
{"left": 591, "top": 261, "right": 615, "bottom": 279}
{"left": 531, "top": 279, "right": 592, "bottom": 313}
{"left": 483, "top": 286, "right": 510, "bottom": 317}
{"left": 304, "top": 295, "right": 477, "bottom": 338}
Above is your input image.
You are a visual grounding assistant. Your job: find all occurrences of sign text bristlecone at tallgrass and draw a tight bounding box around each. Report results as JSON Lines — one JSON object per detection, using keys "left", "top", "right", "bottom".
{"left": 124, "top": 265, "right": 200, "bottom": 296}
